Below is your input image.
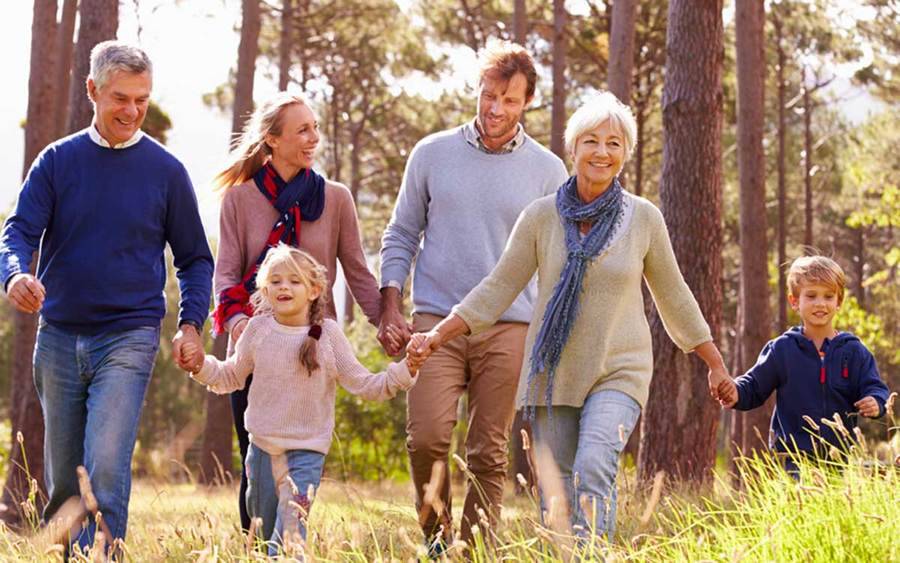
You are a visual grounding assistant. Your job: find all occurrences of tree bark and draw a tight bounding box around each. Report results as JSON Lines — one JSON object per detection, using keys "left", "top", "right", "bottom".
{"left": 54, "top": 0, "right": 78, "bottom": 138}
{"left": 607, "top": 0, "right": 637, "bottom": 104}
{"left": 67, "top": 0, "right": 118, "bottom": 135}
{"left": 638, "top": 0, "right": 724, "bottom": 483}
{"left": 233, "top": 0, "right": 261, "bottom": 135}
{"left": 513, "top": 0, "right": 527, "bottom": 45}
{"left": 802, "top": 67, "right": 813, "bottom": 249}
{"left": 550, "top": 0, "right": 567, "bottom": 159}
{"left": 735, "top": 0, "right": 773, "bottom": 455}
{"left": 774, "top": 13, "right": 788, "bottom": 332}
{"left": 1, "top": 0, "right": 59, "bottom": 526}
{"left": 199, "top": 336, "right": 233, "bottom": 485}
{"left": 279, "top": 0, "right": 293, "bottom": 91}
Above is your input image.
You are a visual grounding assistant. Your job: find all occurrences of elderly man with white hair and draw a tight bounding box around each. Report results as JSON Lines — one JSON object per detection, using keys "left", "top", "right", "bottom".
{"left": 0, "top": 41, "right": 212, "bottom": 551}
{"left": 408, "top": 91, "right": 734, "bottom": 539}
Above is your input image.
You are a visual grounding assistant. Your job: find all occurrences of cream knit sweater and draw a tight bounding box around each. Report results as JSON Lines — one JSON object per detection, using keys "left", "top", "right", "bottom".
{"left": 192, "top": 316, "right": 415, "bottom": 455}
{"left": 453, "top": 192, "right": 712, "bottom": 410}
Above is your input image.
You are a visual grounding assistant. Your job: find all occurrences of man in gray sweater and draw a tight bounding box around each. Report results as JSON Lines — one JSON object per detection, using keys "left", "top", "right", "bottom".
{"left": 379, "top": 40, "right": 568, "bottom": 551}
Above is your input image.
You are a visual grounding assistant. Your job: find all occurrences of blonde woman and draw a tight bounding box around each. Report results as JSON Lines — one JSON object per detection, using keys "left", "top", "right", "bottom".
{"left": 211, "top": 92, "right": 383, "bottom": 535}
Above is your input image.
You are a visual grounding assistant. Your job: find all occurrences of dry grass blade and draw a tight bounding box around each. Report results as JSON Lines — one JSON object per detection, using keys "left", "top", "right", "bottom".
{"left": 418, "top": 461, "right": 445, "bottom": 527}
{"left": 533, "top": 445, "right": 571, "bottom": 538}
{"left": 76, "top": 466, "right": 115, "bottom": 551}
{"left": 639, "top": 470, "right": 665, "bottom": 526}
{"left": 33, "top": 496, "right": 86, "bottom": 553}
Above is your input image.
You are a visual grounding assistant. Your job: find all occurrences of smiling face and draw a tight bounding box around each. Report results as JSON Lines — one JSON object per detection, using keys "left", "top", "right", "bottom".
{"left": 572, "top": 119, "right": 626, "bottom": 201}
{"left": 267, "top": 103, "right": 320, "bottom": 177}
{"left": 476, "top": 71, "right": 531, "bottom": 150}
{"left": 789, "top": 282, "right": 841, "bottom": 331}
{"left": 262, "top": 262, "right": 320, "bottom": 326}
{"left": 88, "top": 70, "right": 151, "bottom": 146}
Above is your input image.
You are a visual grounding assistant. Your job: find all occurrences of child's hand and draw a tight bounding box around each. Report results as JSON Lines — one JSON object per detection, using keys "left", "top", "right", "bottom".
{"left": 180, "top": 342, "right": 204, "bottom": 373}
{"left": 708, "top": 368, "right": 738, "bottom": 408}
{"left": 854, "top": 396, "right": 881, "bottom": 418}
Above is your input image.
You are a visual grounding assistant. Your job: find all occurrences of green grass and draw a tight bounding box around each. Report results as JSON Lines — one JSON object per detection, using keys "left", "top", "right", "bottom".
{"left": 0, "top": 451, "right": 896, "bottom": 562}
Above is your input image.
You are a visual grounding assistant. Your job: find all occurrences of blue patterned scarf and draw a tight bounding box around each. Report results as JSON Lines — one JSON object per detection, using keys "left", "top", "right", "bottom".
{"left": 526, "top": 175, "right": 625, "bottom": 418}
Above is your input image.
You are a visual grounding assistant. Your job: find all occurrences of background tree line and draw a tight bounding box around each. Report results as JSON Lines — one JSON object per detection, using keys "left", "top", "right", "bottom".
{"left": 0, "top": 0, "right": 896, "bottom": 527}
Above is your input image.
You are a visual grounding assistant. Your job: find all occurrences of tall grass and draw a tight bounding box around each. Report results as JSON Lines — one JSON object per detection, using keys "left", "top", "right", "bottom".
{"left": 1, "top": 414, "right": 896, "bottom": 561}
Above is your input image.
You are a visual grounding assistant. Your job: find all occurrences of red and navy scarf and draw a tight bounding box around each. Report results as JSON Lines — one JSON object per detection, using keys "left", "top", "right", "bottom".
{"left": 212, "top": 162, "right": 325, "bottom": 334}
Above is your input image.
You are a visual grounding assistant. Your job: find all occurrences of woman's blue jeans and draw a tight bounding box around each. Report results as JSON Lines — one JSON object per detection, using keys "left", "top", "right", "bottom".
{"left": 245, "top": 444, "right": 324, "bottom": 556}
{"left": 33, "top": 321, "right": 160, "bottom": 551}
{"left": 532, "top": 389, "right": 641, "bottom": 539}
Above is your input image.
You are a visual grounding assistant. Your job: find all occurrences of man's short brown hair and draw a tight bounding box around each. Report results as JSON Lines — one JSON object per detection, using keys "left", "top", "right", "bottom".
{"left": 477, "top": 40, "right": 537, "bottom": 99}
{"left": 787, "top": 255, "right": 847, "bottom": 303}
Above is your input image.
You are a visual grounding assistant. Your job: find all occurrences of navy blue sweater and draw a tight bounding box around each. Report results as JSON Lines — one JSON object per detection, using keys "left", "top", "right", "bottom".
{"left": 0, "top": 130, "right": 213, "bottom": 334}
{"left": 734, "top": 327, "right": 890, "bottom": 454}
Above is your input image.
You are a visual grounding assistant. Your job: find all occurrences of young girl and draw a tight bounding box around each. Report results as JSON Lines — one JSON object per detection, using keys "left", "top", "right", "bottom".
{"left": 184, "top": 244, "right": 419, "bottom": 555}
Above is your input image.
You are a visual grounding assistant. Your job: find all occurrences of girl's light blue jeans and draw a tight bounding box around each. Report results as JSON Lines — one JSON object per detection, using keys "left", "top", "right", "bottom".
{"left": 246, "top": 444, "right": 324, "bottom": 556}
{"left": 532, "top": 389, "right": 641, "bottom": 539}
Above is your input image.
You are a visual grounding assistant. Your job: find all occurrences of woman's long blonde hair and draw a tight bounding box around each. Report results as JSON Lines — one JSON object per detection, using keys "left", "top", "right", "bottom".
{"left": 214, "top": 92, "right": 312, "bottom": 191}
{"left": 250, "top": 244, "right": 329, "bottom": 373}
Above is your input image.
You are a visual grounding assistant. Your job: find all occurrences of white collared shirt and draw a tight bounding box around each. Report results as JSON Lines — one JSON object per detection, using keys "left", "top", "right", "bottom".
{"left": 88, "top": 123, "right": 144, "bottom": 149}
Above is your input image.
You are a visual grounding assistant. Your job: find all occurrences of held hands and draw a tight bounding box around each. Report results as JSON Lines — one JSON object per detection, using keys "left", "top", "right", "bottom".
{"left": 6, "top": 273, "right": 46, "bottom": 314}
{"left": 377, "top": 288, "right": 412, "bottom": 356}
{"left": 405, "top": 333, "right": 428, "bottom": 376}
{"left": 854, "top": 396, "right": 881, "bottom": 418}
{"left": 172, "top": 324, "right": 204, "bottom": 373}
{"left": 708, "top": 368, "right": 738, "bottom": 408}
{"left": 406, "top": 330, "right": 441, "bottom": 369}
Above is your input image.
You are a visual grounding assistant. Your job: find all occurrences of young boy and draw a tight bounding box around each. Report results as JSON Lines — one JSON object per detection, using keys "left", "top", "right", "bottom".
{"left": 725, "top": 256, "right": 889, "bottom": 460}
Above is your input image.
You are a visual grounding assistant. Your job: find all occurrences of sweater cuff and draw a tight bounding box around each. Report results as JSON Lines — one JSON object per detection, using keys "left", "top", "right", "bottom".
{"left": 191, "top": 356, "right": 216, "bottom": 386}
{"left": 390, "top": 361, "right": 416, "bottom": 391}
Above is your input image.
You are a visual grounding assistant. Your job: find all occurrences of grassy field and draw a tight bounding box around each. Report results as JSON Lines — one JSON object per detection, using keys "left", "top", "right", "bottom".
{"left": 0, "top": 443, "right": 897, "bottom": 562}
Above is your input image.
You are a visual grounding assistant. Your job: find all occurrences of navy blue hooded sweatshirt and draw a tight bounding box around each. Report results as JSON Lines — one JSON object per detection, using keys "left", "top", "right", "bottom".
{"left": 734, "top": 327, "right": 889, "bottom": 454}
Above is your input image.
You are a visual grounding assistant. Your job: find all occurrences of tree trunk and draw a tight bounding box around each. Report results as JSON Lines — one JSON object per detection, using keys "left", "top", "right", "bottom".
{"left": 199, "top": 336, "right": 233, "bottom": 485}
{"left": 735, "top": 0, "right": 773, "bottom": 456}
{"left": 54, "top": 0, "right": 78, "bottom": 138}
{"left": 633, "top": 95, "right": 646, "bottom": 197}
{"left": 607, "top": 0, "right": 637, "bottom": 104}
{"left": 513, "top": 0, "right": 527, "bottom": 45}
{"left": 774, "top": 14, "right": 788, "bottom": 332}
{"left": 853, "top": 226, "right": 865, "bottom": 308}
{"left": 550, "top": 0, "right": 567, "bottom": 159}
{"left": 279, "top": 0, "right": 293, "bottom": 91}
{"left": 67, "top": 0, "right": 118, "bottom": 135}
{"left": 638, "top": 0, "right": 724, "bottom": 483}
{"left": 802, "top": 68, "right": 813, "bottom": 249}
{"left": 233, "top": 0, "right": 261, "bottom": 135}
{"left": 1, "top": 0, "right": 60, "bottom": 526}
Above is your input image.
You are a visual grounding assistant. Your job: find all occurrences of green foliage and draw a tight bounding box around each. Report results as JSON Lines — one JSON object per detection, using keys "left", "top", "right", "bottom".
{"left": 328, "top": 313, "right": 409, "bottom": 481}
{"left": 140, "top": 100, "right": 174, "bottom": 144}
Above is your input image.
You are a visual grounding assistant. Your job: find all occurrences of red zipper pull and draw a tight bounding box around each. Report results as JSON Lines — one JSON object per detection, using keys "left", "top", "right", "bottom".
{"left": 820, "top": 365, "right": 826, "bottom": 384}
{"left": 842, "top": 363, "right": 849, "bottom": 378}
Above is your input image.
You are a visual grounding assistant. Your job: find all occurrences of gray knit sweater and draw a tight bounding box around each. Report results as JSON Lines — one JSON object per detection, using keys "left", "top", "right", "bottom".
{"left": 453, "top": 193, "right": 712, "bottom": 409}
{"left": 380, "top": 125, "right": 568, "bottom": 322}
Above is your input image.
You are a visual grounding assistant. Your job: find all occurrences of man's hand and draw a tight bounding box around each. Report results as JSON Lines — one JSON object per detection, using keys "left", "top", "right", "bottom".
{"left": 378, "top": 287, "right": 411, "bottom": 356}
{"left": 854, "top": 396, "right": 881, "bottom": 418}
{"left": 6, "top": 273, "right": 46, "bottom": 314}
{"left": 173, "top": 323, "right": 204, "bottom": 372}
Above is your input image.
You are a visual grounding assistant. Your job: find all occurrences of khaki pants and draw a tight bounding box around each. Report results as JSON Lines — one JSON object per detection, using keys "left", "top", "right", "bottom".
{"left": 407, "top": 313, "right": 527, "bottom": 544}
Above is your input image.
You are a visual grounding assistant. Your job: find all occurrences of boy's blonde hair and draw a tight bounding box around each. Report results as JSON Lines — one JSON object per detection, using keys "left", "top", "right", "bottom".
{"left": 251, "top": 244, "right": 329, "bottom": 373}
{"left": 787, "top": 255, "right": 846, "bottom": 303}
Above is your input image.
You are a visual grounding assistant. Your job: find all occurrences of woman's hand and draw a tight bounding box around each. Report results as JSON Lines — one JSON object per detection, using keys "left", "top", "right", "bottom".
{"left": 708, "top": 368, "right": 737, "bottom": 407}
{"left": 406, "top": 330, "right": 441, "bottom": 368}
{"left": 231, "top": 317, "right": 250, "bottom": 344}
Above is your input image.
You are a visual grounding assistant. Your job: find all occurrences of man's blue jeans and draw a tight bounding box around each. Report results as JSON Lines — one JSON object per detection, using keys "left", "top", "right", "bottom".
{"left": 532, "top": 389, "right": 641, "bottom": 539}
{"left": 33, "top": 321, "right": 159, "bottom": 551}
{"left": 246, "top": 444, "right": 324, "bottom": 556}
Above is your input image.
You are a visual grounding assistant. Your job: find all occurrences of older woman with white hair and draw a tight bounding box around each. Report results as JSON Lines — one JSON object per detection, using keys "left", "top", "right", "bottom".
{"left": 408, "top": 92, "right": 734, "bottom": 539}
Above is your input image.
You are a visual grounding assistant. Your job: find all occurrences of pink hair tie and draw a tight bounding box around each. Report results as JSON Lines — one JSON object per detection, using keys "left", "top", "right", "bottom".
{"left": 308, "top": 324, "right": 322, "bottom": 340}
